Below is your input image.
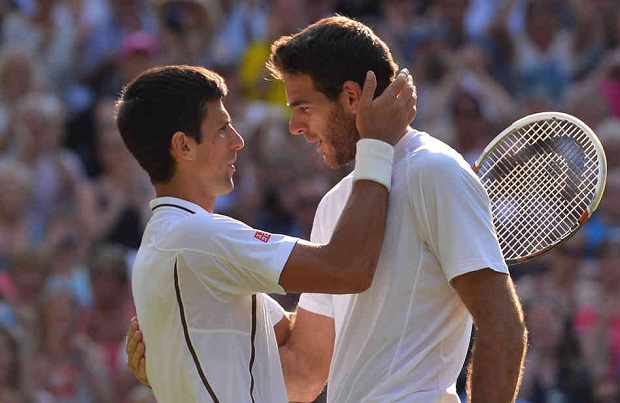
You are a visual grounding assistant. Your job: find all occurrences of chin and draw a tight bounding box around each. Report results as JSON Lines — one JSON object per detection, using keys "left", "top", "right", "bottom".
{"left": 323, "top": 156, "right": 340, "bottom": 169}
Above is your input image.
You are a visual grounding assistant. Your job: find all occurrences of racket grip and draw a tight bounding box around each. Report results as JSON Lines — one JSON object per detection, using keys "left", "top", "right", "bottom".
{"left": 353, "top": 139, "right": 394, "bottom": 190}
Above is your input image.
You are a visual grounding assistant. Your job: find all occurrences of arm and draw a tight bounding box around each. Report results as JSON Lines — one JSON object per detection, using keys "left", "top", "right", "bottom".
{"left": 279, "top": 69, "right": 417, "bottom": 294}
{"left": 451, "top": 268, "right": 527, "bottom": 403}
{"left": 126, "top": 307, "right": 333, "bottom": 400}
{"left": 273, "top": 311, "right": 294, "bottom": 347}
{"left": 279, "top": 307, "right": 335, "bottom": 402}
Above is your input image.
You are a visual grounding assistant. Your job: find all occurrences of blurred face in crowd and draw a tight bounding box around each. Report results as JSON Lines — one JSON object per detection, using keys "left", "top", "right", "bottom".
{"left": 284, "top": 74, "right": 359, "bottom": 168}
{"left": 11, "top": 260, "right": 47, "bottom": 300}
{"left": 526, "top": 299, "right": 563, "bottom": 350}
{"left": 0, "top": 168, "right": 30, "bottom": 220}
{"left": 599, "top": 241, "right": 620, "bottom": 287}
{"left": 0, "top": 53, "right": 33, "bottom": 102}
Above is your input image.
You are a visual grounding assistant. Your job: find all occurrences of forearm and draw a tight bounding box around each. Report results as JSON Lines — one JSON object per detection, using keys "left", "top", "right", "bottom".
{"left": 323, "top": 179, "right": 389, "bottom": 271}
{"left": 467, "top": 325, "right": 527, "bottom": 402}
{"left": 279, "top": 343, "right": 327, "bottom": 402}
{"left": 278, "top": 308, "right": 334, "bottom": 402}
{"left": 278, "top": 140, "right": 393, "bottom": 294}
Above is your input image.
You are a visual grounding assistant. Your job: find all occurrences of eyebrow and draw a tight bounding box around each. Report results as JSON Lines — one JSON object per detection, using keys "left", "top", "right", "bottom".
{"left": 287, "top": 100, "right": 310, "bottom": 108}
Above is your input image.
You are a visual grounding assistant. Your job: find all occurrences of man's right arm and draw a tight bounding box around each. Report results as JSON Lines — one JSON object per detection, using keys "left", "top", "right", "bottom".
{"left": 278, "top": 69, "right": 416, "bottom": 294}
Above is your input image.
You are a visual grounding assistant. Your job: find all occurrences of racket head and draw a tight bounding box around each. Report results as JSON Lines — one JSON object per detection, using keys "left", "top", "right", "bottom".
{"left": 473, "top": 112, "right": 607, "bottom": 265}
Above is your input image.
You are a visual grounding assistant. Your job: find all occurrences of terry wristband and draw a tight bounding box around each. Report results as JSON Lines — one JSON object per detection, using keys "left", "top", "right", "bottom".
{"left": 353, "top": 138, "right": 395, "bottom": 190}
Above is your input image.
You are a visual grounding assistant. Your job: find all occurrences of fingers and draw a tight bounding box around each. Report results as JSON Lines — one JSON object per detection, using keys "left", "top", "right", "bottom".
{"left": 402, "top": 74, "right": 418, "bottom": 122}
{"left": 128, "top": 334, "right": 145, "bottom": 371}
{"left": 381, "top": 68, "right": 409, "bottom": 99}
{"left": 359, "top": 70, "right": 377, "bottom": 113}
{"left": 138, "top": 357, "right": 150, "bottom": 387}
{"left": 126, "top": 318, "right": 145, "bottom": 372}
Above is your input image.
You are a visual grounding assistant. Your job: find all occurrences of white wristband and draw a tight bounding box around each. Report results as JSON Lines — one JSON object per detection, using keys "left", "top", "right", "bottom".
{"left": 353, "top": 138, "right": 395, "bottom": 190}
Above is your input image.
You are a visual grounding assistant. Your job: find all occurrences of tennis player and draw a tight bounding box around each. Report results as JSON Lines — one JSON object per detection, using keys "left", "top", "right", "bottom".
{"left": 127, "top": 17, "right": 527, "bottom": 403}
{"left": 116, "top": 64, "right": 415, "bottom": 403}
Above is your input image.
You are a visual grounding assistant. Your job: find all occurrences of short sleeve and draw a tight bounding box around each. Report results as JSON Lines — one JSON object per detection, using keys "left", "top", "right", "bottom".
{"left": 408, "top": 153, "right": 508, "bottom": 280}
{"left": 298, "top": 293, "right": 334, "bottom": 318}
{"left": 263, "top": 294, "right": 286, "bottom": 325}
{"left": 163, "top": 213, "right": 298, "bottom": 299}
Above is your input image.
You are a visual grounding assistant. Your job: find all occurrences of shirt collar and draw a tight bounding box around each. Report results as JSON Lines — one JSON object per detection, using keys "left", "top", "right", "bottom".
{"left": 149, "top": 196, "right": 207, "bottom": 215}
{"left": 393, "top": 129, "right": 418, "bottom": 164}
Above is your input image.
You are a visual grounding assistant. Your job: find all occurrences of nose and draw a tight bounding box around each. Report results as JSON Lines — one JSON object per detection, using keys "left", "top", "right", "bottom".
{"left": 289, "top": 113, "right": 307, "bottom": 136}
{"left": 230, "top": 127, "right": 244, "bottom": 150}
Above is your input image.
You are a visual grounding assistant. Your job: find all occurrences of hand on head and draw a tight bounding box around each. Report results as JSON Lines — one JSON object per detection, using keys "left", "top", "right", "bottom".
{"left": 356, "top": 68, "right": 417, "bottom": 146}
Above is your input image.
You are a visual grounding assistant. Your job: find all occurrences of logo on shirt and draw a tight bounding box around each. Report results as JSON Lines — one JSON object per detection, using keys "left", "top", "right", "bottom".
{"left": 254, "top": 231, "right": 271, "bottom": 243}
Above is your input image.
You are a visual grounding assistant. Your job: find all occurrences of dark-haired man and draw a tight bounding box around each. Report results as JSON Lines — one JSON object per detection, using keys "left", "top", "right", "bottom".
{"left": 117, "top": 64, "right": 415, "bottom": 402}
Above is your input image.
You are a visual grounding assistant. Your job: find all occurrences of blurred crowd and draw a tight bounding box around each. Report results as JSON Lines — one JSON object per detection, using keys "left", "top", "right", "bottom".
{"left": 0, "top": 0, "right": 619, "bottom": 402}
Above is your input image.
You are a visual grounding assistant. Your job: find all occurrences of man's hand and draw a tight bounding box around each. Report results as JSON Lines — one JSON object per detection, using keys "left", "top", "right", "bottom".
{"left": 126, "top": 316, "right": 150, "bottom": 388}
{"left": 356, "top": 68, "right": 417, "bottom": 145}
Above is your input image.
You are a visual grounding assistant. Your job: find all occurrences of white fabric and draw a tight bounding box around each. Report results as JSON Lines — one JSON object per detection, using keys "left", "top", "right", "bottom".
{"left": 264, "top": 293, "right": 286, "bottom": 325}
{"left": 353, "top": 138, "right": 395, "bottom": 190}
{"left": 132, "top": 197, "right": 297, "bottom": 403}
{"left": 299, "top": 130, "right": 508, "bottom": 403}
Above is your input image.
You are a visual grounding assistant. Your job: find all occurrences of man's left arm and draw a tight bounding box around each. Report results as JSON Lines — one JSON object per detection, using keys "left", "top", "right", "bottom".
{"left": 451, "top": 268, "right": 527, "bottom": 403}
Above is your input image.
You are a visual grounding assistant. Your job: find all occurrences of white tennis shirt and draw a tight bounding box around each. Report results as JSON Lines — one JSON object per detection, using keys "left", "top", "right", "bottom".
{"left": 132, "top": 197, "right": 297, "bottom": 403}
{"left": 299, "top": 130, "right": 508, "bottom": 403}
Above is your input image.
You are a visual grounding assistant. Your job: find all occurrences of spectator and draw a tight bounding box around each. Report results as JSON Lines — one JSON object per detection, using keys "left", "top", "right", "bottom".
{"left": 83, "top": 244, "right": 137, "bottom": 401}
{"left": 575, "top": 237, "right": 620, "bottom": 402}
{"left": 1, "top": 0, "right": 78, "bottom": 97}
{"left": 43, "top": 212, "right": 93, "bottom": 308}
{"left": 518, "top": 296, "right": 593, "bottom": 402}
{"left": 0, "top": 325, "right": 27, "bottom": 403}
{"left": 12, "top": 92, "right": 92, "bottom": 230}
{"left": 0, "top": 159, "right": 43, "bottom": 268}
{"left": 25, "top": 289, "right": 110, "bottom": 402}
{"left": 81, "top": 97, "right": 151, "bottom": 250}
{"left": 151, "top": 0, "right": 223, "bottom": 67}
{"left": 0, "top": 47, "right": 45, "bottom": 151}
{"left": 4, "top": 246, "right": 49, "bottom": 350}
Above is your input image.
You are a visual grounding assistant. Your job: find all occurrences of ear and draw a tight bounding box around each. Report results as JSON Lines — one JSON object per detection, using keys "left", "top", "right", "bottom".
{"left": 170, "top": 131, "right": 195, "bottom": 161}
{"left": 341, "top": 80, "right": 363, "bottom": 114}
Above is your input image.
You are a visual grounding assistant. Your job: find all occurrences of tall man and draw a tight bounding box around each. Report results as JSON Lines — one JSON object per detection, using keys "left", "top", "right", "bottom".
{"left": 128, "top": 16, "right": 527, "bottom": 403}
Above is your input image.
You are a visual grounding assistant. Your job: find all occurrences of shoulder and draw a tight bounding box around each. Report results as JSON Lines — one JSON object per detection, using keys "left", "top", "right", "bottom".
{"left": 152, "top": 212, "right": 230, "bottom": 248}
{"left": 400, "top": 133, "right": 474, "bottom": 183}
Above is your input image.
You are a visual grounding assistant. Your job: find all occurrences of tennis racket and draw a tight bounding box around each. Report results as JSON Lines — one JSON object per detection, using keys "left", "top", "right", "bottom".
{"left": 472, "top": 112, "right": 607, "bottom": 265}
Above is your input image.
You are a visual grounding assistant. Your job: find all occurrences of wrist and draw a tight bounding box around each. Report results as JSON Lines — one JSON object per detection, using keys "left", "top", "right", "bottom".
{"left": 353, "top": 139, "right": 394, "bottom": 190}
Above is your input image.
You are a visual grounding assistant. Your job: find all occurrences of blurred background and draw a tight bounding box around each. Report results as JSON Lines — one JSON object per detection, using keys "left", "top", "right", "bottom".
{"left": 0, "top": 0, "right": 619, "bottom": 402}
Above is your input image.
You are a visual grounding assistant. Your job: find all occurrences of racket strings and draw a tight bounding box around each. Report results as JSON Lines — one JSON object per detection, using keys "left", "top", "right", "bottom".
{"left": 477, "top": 118, "right": 601, "bottom": 261}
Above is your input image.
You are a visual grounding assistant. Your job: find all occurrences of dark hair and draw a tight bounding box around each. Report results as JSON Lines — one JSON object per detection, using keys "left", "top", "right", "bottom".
{"left": 267, "top": 15, "right": 398, "bottom": 101}
{"left": 116, "top": 65, "right": 228, "bottom": 183}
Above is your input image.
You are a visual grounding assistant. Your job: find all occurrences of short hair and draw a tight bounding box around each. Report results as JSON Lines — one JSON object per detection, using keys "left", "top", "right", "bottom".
{"left": 267, "top": 15, "right": 398, "bottom": 101}
{"left": 116, "top": 65, "right": 228, "bottom": 183}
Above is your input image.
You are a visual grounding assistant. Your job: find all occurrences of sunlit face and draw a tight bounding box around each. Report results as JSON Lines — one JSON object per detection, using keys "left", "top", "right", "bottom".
{"left": 192, "top": 99, "right": 245, "bottom": 198}
{"left": 284, "top": 74, "right": 359, "bottom": 168}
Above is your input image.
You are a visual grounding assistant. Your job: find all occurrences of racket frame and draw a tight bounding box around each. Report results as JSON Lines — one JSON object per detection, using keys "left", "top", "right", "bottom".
{"left": 472, "top": 111, "right": 608, "bottom": 265}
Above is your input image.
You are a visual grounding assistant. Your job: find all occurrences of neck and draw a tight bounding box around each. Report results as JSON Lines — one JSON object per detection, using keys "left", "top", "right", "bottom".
{"left": 155, "top": 179, "right": 216, "bottom": 213}
{"left": 399, "top": 125, "right": 413, "bottom": 141}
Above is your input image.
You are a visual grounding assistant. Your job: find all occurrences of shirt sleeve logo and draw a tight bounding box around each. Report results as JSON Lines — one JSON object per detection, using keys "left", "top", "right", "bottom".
{"left": 254, "top": 231, "right": 271, "bottom": 243}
